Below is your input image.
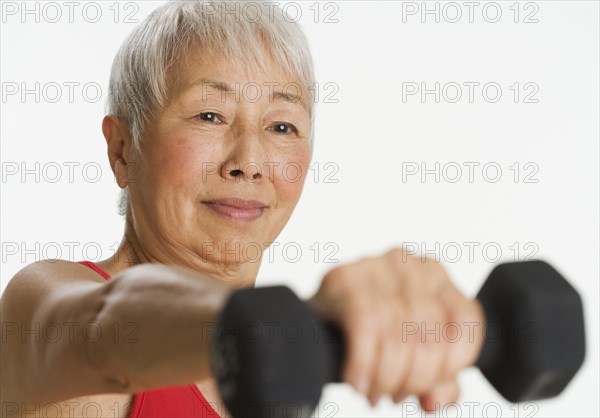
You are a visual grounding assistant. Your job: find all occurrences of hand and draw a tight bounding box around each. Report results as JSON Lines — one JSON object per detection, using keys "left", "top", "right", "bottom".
{"left": 307, "top": 248, "right": 485, "bottom": 411}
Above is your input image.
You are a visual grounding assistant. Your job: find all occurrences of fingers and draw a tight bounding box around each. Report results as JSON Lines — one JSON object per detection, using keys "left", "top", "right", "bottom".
{"left": 397, "top": 282, "right": 483, "bottom": 400}
{"left": 366, "top": 291, "right": 414, "bottom": 405}
{"left": 418, "top": 377, "right": 460, "bottom": 412}
{"left": 316, "top": 262, "right": 380, "bottom": 396}
{"left": 399, "top": 295, "right": 450, "bottom": 394}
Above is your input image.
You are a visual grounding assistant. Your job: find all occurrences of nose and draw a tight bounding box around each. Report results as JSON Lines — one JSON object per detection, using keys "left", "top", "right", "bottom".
{"left": 221, "top": 160, "right": 263, "bottom": 182}
{"left": 220, "top": 126, "right": 266, "bottom": 182}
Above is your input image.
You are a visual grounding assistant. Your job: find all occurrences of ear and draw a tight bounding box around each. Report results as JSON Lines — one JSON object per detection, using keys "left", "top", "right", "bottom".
{"left": 102, "top": 115, "right": 133, "bottom": 189}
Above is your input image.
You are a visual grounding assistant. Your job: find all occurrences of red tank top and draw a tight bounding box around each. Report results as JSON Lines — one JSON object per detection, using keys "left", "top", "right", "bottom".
{"left": 78, "top": 261, "right": 222, "bottom": 418}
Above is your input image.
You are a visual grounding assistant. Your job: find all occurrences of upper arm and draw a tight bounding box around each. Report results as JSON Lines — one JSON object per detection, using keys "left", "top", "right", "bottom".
{"left": 1, "top": 259, "right": 109, "bottom": 405}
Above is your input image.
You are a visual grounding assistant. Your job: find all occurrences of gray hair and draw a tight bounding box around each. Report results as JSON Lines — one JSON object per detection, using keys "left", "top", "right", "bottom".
{"left": 106, "top": 0, "right": 316, "bottom": 217}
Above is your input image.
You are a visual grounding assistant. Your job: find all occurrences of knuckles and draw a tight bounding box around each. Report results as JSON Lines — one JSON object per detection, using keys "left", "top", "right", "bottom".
{"left": 319, "top": 247, "right": 459, "bottom": 327}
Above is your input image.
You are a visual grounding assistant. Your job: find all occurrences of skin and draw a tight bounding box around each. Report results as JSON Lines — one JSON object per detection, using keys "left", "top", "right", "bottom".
{"left": 0, "top": 48, "right": 485, "bottom": 417}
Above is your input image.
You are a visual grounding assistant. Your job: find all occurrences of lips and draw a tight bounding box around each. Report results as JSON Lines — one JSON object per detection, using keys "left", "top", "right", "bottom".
{"left": 202, "top": 198, "right": 268, "bottom": 221}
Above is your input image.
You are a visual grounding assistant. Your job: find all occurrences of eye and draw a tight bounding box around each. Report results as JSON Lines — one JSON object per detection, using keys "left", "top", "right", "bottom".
{"left": 195, "top": 112, "right": 223, "bottom": 124}
{"left": 270, "top": 122, "right": 298, "bottom": 135}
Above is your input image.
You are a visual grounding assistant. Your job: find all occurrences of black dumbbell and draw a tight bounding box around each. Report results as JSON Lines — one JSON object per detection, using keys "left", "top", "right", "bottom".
{"left": 210, "top": 260, "right": 586, "bottom": 418}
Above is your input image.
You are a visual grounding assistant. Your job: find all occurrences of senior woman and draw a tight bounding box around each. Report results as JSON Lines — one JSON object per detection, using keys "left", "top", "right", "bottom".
{"left": 0, "top": 1, "right": 484, "bottom": 417}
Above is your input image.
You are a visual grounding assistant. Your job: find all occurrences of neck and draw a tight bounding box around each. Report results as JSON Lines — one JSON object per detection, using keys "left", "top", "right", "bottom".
{"left": 96, "top": 215, "right": 260, "bottom": 288}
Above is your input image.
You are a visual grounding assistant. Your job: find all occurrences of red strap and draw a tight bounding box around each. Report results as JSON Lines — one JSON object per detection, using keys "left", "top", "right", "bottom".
{"left": 77, "top": 261, "right": 111, "bottom": 280}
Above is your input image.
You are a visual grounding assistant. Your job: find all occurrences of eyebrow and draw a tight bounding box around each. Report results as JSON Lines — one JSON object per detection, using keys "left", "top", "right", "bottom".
{"left": 186, "top": 77, "right": 308, "bottom": 110}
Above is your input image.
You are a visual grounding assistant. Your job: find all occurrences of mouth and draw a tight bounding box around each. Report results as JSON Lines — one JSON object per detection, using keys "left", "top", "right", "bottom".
{"left": 201, "top": 198, "right": 268, "bottom": 222}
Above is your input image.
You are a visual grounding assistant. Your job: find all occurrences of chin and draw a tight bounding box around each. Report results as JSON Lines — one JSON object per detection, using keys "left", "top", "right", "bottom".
{"left": 196, "top": 234, "right": 268, "bottom": 261}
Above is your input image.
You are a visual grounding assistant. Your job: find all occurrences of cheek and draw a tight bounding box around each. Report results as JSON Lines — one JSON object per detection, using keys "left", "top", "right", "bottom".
{"left": 146, "top": 136, "right": 221, "bottom": 192}
{"left": 273, "top": 148, "right": 311, "bottom": 205}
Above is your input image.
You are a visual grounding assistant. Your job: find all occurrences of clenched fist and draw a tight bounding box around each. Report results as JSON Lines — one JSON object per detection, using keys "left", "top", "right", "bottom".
{"left": 308, "top": 248, "right": 485, "bottom": 411}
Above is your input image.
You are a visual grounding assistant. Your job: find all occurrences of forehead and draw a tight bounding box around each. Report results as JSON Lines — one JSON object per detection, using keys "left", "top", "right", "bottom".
{"left": 169, "top": 49, "right": 309, "bottom": 109}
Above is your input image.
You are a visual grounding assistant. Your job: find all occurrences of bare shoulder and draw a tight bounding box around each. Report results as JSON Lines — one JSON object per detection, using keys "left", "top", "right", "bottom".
{"left": 1, "top": 259, "right": 106, "bottom": 313}
{"left": 1, "top": 259, "right": 112, "bottom": 408}
{"left": 4, "top": 258, "right": 107, "bottom": 291}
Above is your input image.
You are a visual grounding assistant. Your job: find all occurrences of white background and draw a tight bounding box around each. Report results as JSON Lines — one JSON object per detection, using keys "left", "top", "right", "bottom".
{"left": 1, "top": 1, "right": 598, "bottom": 416}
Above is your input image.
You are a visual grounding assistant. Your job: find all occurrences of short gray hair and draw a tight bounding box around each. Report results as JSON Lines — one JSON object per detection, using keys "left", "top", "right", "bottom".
{"left": 106, "top": 0, "right": 316, "bottom": 217}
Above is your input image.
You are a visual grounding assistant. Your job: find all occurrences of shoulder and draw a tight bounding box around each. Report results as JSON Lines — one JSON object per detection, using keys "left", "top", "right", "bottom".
{"left": 0, "top": 260, "right": 113, "bottom": 406}
{"left": 1, "top": 259, "right": 107, "bottom": 320}
{"left": 4, "top": 258, "right": 106, "bottom": 289}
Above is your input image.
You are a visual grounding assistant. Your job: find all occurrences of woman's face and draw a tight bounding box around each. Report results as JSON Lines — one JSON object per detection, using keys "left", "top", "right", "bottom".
{"left": 124, "top": 51, "right": 312, "bottom": 276}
